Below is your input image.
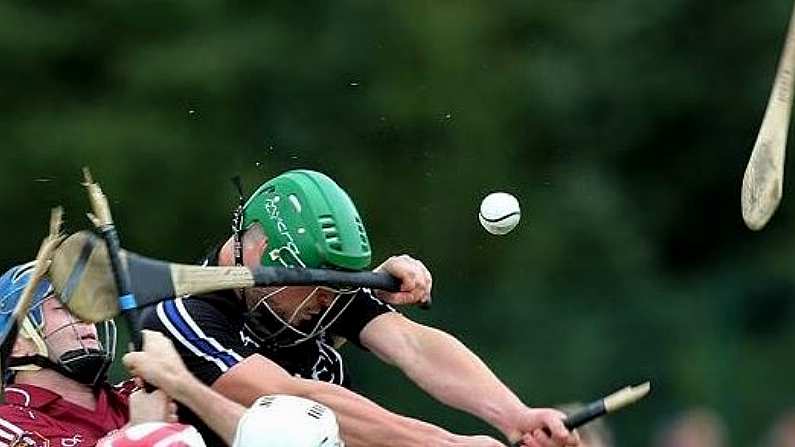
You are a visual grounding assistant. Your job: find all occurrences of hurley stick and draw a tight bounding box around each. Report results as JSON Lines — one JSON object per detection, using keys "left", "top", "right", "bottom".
{"left": 82, "top": 168, "right": 144, "bottom": 350}
{"left": 50, "top": 230, "right": 402, "bottom": 323}
{"left": 741, "top": 1, "right": 795, "bottom": 230}
{"left": 512, "top": 382, "right": 651, "bottom": 446}
{"left": 1, "top": 208, "right": 64, "bottom": 399}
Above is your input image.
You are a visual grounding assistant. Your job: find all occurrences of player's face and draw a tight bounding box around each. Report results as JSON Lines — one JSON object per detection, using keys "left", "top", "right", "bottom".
{"left": 251, "top": 286, "right": 337, "bottom": 325}
{"left": 41, "top": 296, "right": 99, "bottom": 359}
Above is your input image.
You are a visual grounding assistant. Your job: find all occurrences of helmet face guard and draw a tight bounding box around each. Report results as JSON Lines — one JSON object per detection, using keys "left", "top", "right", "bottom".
{"left": 0, "top": 262, "right": 116, "bottom": 386}
{"left": 40, "top": 311, "right": 117, "bottom": 386}
{"left": 244, "top": 287, "right": 360, "bottom": 348}
{"left": 240, "top": 170, "right": 372, "bottom": 346}
{"left": 244, "top": 286, "right": 359, "bottom": 349}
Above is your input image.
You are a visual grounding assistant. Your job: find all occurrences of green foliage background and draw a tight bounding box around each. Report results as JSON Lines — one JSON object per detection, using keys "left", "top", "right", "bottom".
{"left": 3, "top": 1, "right": 795, "bottom": 445}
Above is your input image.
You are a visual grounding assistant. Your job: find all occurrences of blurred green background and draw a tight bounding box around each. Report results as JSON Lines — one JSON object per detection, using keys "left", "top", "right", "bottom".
{"left": 2, "top": 1, "right": 795, "bottom": 445}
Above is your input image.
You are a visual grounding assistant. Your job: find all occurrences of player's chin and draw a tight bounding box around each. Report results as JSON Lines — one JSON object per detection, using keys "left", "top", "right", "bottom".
{"left": 78, "top": 338, "right": 101, "bottom": 350}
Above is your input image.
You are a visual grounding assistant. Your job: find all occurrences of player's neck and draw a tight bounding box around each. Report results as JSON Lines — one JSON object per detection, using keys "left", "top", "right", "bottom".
{"left": 15, "top": 368, "right": 97, "bottom": 411}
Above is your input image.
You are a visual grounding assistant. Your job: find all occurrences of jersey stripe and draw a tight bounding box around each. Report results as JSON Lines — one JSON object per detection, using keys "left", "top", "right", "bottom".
{"left": 156, "top": 302, "right": 227, "bottom": 372}
{"left": 174, "top": 299, "right": 243, "bottom": 364}
{"left": 156, "top": 300, "right": 242, "bottom": 372}
{"left": 0, "top": 417, "right": 22, "bottom": 444}
{"left": 166, "top": 300, "right": 242, "bottom": 367}
{"left": 0, "top": 418, "right": 22, "bottom": 435}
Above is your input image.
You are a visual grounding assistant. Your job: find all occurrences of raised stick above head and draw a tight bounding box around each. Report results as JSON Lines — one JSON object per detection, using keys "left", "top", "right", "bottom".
{"left": 741, "top": 1, "right": 795, "bottom": 230}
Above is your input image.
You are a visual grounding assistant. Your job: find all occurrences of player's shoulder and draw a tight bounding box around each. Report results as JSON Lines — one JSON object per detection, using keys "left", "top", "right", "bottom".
{"left": 0, "top": 402, "right": 46, "bottom": 434}
{"left": 141, "top": 291, "right": 243, "bottom": 328}
{"left": 0, "top": 408, "right": 30, "bottom": 445}
{"left": 0, "top": 403, "right": 27, "bottom": 419}
{"left": 0, "top": 402, "right": 86, "bottom": 447}
{"left": 326, "top": 288, "right": 396, "bottom": 344}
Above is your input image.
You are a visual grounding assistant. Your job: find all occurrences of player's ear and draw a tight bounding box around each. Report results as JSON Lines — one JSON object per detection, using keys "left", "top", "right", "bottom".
{"left": 217, "top": 235, "right": 237, "bottom": 266}
{"left": 242, "top": 223, "right": 268, "bottom": 266}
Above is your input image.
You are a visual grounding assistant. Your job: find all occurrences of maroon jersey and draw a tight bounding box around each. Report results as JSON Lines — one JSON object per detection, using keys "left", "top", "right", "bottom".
{"left": 0, "top": 382, "right": 134, "bottom": 447}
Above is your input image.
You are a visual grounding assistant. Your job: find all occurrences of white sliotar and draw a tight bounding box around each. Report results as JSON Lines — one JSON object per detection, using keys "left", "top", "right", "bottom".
{"left": 479, "top": 192, "right": 521, "bottom": 235}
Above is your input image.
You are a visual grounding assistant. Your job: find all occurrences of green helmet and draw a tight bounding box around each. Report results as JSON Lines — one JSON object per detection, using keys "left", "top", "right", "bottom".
{"left": 242, "top": 170, "right": 372, "bottom": 270}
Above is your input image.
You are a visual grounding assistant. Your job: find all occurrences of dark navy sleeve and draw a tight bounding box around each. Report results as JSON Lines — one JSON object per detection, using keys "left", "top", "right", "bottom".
{"left": 139, "top": 296, "right": 256, "bottom": 385}
{"left": 327, "top": 288, "right": 396, "bottom": 347}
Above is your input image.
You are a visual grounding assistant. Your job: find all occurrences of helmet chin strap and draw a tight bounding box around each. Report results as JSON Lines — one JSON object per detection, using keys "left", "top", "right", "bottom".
{"left": 59, "top": 348, "right": 113, "bottom": 386}
{"left": 8, "top": 318, "right": 49, "bottom": 372}
{"left": 7, "top": 350, "right": 110, "bottom": 387}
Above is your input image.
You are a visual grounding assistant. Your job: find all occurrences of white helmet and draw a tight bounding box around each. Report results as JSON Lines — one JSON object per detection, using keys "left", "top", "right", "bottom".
{"left": 97, "top": 422, "right": 206, "bottom": 447}
{"left": 234, "top": 395, "right": 344, "bottom": 447}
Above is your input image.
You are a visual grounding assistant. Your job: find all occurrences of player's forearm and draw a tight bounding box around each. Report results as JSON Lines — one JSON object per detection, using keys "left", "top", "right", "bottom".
{"left": 214, "top": 366, "right": 458, "bottom": 447}
{"left": 169, "top": 373, "right": 244, "bottom": 446}
{"left": 390, "top": 324, "right": 526, "bottom": 438}
{"left": 296, "top": 378, "right": 461, "bottom": 447}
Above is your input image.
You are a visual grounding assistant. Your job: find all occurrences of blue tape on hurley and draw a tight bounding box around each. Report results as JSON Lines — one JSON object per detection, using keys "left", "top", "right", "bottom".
{"left": 118, "top": 294, "right": 137, "bottom": 311}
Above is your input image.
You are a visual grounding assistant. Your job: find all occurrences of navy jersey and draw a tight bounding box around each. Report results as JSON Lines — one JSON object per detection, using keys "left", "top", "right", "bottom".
{"left": 140, "top": 287, "right": 394, "bottom": 445}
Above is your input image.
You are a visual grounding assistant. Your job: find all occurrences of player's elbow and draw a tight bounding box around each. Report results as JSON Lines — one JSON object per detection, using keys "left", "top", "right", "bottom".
{"left": 212, "top": 354, "right": 306, "bottom": 406}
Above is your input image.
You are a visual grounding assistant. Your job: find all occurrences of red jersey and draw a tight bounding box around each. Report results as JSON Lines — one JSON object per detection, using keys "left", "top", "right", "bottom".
{"left": 0, "top": 382, "right": 134, "bottom": 447}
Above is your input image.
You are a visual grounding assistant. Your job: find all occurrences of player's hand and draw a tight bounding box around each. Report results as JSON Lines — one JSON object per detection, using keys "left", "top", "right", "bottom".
{"left": 511, "top": 408, "right": 579, "bottom": 447}
{"left": 128, "top": 386, "right": 178, "bottom": 425}
{"left": 123, "top": 330, "right": 192, "bottom": 394}
{"left": 373, "top": 254, "right": 432, "bottom": 307}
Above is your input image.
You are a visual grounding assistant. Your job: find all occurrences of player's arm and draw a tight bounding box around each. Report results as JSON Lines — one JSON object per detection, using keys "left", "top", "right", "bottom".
{"left": 171, "top": 377, "right": 243, "bottom": 445}
{"left": 212, "top": 353, "right": 505, "bottom": 447}
{"left": 360, "top": 312, "right": 578, "bottom": 447}
{"left": 124, "top": 331, "right": 244, "bottom": 446}
{"left": 141, "top": 298, "right": 504, "bottom": 446}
